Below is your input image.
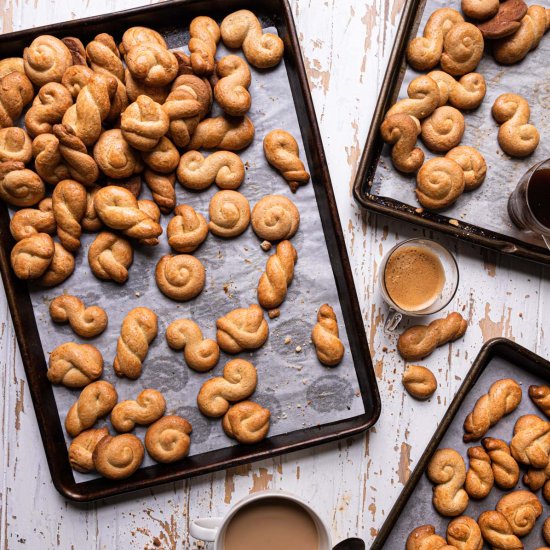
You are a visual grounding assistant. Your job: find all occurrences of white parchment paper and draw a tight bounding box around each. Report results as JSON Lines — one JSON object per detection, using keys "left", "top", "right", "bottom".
{"left": 371, "top": 0, "right": 550, "bottom": 247}
{"left": 18, "top": 30, "right": 364, "bottom": 483}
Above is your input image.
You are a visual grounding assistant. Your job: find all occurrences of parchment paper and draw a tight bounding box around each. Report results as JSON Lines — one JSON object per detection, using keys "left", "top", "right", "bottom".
{"left": 382, "top": 356, "right": 549, "bottom": 548}
{"left": 371, "top": 0, "right": 550, "bottom": 247}
{"left": 16, "top": 29, "right": 365, "bottom": 483}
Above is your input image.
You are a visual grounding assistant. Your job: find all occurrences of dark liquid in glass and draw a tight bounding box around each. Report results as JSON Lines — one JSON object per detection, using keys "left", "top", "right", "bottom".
{"left": 527, "top": 168, "right": 550, "bottom": 228}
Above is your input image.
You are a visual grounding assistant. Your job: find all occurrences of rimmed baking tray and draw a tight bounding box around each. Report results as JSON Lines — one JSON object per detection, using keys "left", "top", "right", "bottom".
{"left": 371, "top": 338, "right": 550, "bottom": 548}
{"left": 352, "top": 0, "right": 550, "bottom": 266}
{"left": 0, "top": 0, "right": 380, "bottom": 502}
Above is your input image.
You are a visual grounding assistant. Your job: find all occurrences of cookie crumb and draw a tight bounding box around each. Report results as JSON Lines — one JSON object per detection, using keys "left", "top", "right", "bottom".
{"left": 268, "top": 308, "right": 280, "bottom": 319}
{"left": 382, "top": 346, "right": 388, "bottom": 352}
{"left": 449, "top": 219, "right": 459, "bottom": 227}
{"left": 135, "top": 291, "right": 141, "bottom": 297}
{"left": 260, "top": 240, "right": 272, "bottom": 251}
{"left": 284, "top": 336, "right": 291, "bottom": 344}
{"left": 295, "top": 346, "right": 302, "bottom": 353}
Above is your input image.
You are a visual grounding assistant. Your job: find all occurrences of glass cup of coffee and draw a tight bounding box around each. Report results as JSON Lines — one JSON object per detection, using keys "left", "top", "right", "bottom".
{"left": 508, "top": 158, "right": 550, "bottom": 249}
{"left": 379, "top": 238, "right": 459, "bottom": 332}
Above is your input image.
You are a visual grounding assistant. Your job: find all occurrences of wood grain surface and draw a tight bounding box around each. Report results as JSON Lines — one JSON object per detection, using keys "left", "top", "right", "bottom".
{"left": 0, "top": 0, "right": 548, "bottom": 548}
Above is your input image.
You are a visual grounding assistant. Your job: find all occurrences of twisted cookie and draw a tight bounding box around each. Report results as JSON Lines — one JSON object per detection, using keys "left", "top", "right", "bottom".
{"left": 478, "top": 511, "right": 522, "bottom": 550}
{"left": 496, "top": 490, "right": 542, "bottom": 537}
{"left": 144, "top": 169, "right": 176, "bottom": 214}
{"left": 167, "top": 204, "right": 208, "bottom": 253}
{"left": 65, "top": 380, "right": 118, "bottom": 437}
{"left": 492, "top": 93, "right": 539, "bottom": 157}
{"left": 0, "top": 161, "right": 45, "bottom": 207}
{"left": 68, "top": 427, "right": 109, "bottom": 473}
{"left": 93, "top": 433, "right": 144, "bottom": 480}
{"left": 197, "top": 359, "right": 258, "bottom": 417}
{"left": 0, "top": 127, "right": 31, "bottom": 164}
{"left": 208, "top": 190, "right": 251, "bottom": 238}
{"left": 177, "top": 150, "right": 245, "bottom": 191}
{"left": 188, "top": 115, "right": 255, "bottom": 151}
{"left": 85, "top": 33, "right": 124, "bottom": 82}
{"left": 93, "top": 129, "right": 144, "bottom": 179}
{"left": 220, "top": 10, "right": 284, "bottom": 69}
{"left": 136, "top": 199, "right": 161, "bottom": 246}
{"left": 24, "top": 82, "right": 73, "bottom": 137}
{"left": 9, "top": 198, "right": 55, "bottom": 241}
{"left": 529, "top": 385, "right": 550, "bottom": 417}
{"left": 113, "top": 307, "right": 158, "bottom": 379}
{"left": 155, "top": 254, "right": 206, "bottom": 301}
{"left": 446, "top": 146, "right": 487, "bottom": 191}
{"left": 312, "top": 304, "right": 345, "bottom": 367}
{"left": 52, "top": 179, "right": 87, "bottom": 252}
{"left": 0, "top": 72, "right": 34, "bottom": 129}
{"left": 214, "top": 55, "right": 251, "bottom": 116}
{"left": 463, "top": 378, "right": 522, "bottom": 442}
{"left": 386, "top": 75, "right": 440, "bottom": 122}
{"left": 263, "top": 129, "right": 310, "bottom": 193}
{"left": 216, "top": 304, "right": 269, "bottom": 354}
{"left": 257, "top": 240, "right": 298, "bottom": 310}
{"left": 145, "top": 415, "right": 192, "bottom": 463}
{"left": 427, "top": 71, "right": 486, "bottom": 111}
{"left": 94, "top": 185, "right": 162, "bottom": 242}
{"left": 166, "top": 318, "right": 220, "bottom": 372}
{"left": 47, "top": 342, "right": 103, "bottom": 388}
{"left": 10, "top": 233, "right": 54, "bottom": 280}
{"left": 189, "top": 16, "right": 220, "bottom": 75}
{"left": 511, "top": 414, "right": 550, "bottom": 469}
{"left": 415, "top": 157, "right": 465, "bottom": 210}
{"left": 37, "top": 241, "right": 74, "bottom": 288}
{"left": 482, "top": 437, "right": 520, "bottom": 489}
{"left": 421, "top": 106, "right": 465, "bottom": 153}
{"left": 121, "top": 95, "right": 169, "bottom": 151}
{"left": 380, "top": 114, "right": 424, "bottom": 174}
{"left": 110, "top": 389, "right": 166, "bottom": 433}
{"left": 126, "top": 42, "right": 178, "bottom": 87}
{"left": 251, "top": 195, "right": 300, "bottom": 241}
{"left": 398, "top": 312, "right": 468, "bottom": 361}
{"left": 465, "top": 446, "right": 494, "bottom": 499}
{"left": 446, "top": 516, "right": 483, "bottom": 550}
{"left": 223, "top": 401, "right": 271, "bottom": 444}
{"left": 88, "top": 231, "right": 133, "bottom": 283}
{"left": 23, "top": 35, "right": 73, "bottom": 87}
{"left": 49, "top": 294, "right": 107, "bottom": 338}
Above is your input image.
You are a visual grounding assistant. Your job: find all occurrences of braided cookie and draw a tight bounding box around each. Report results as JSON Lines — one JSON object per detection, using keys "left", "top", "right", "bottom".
{"left": 496, "top": 490, "right": 542, "bottom": 537}
{"left": 177, "top": 150, "right": 245, "bottom": 191}
{"left": 32, "top": 133, "right": 69, "bottom": 185}
{"left": 167, "top": 204, "right": 208, "bottom": 253}
{"left": 88, "top": 231, "right": 133, "bottom": 283}
{"left": 141, "top": 136, "right": 179, "bottom": 174}
{"left": 52, "top": 179, "right": 87, "bottom": 253}
{"left": 144, "top": 169, "right": 176, "bottom": 214}
{"left": 49, "top": 295, "right": 107, "bottom": 338}
{"left": 113, "top": 307, "right": 157, "bottom": 379}
{"left": 24, "top": 83, "right": 73, "bottom": 137}
{"left": 208, "top": 190, "right": 250, "bottom": 238}
{"left": 166, "top": 319, "right": 219, "bottom": 372}
{"left": 0, "top": 161, "right": 45, "bottom": 207}
{"left": 121, "top": 95, "right": 169, "bottom": 151}
{"left": 126, "top": 43, "right": 178, "bottom": 87}
{"left": 94, "top": 185, "right": 162, "bottom": 242}
{"left": 189, "top": 16, "right": 220, "bottom": 75}
{"left": 110, "top": 389, "right": 166, "bottom": 433}
{"left": 187, "top": 115, "right": 255, "bottom": 151}
{"left": 9, "top": 198, "right": 55, "bottom": 241}
{"left": 10, "top": 233, "right": 54, "bottom": 280}
{"left": 529, "top": 385, "right": 550, "bottom": 417}
{"left": 492, "top": 93, "right": 539, "bottom": 157}
{"left": 216, "top": 304, "right": 269, "bottom": 354}
{"left": 406, "top": 8, "right": 464, "bottom": 70}
{"left": 398, "top": 312, "right": 468, "bottom": 361}
{"left": 311, "top": 304, "right": 345, "bottom": 367}
{"left": 463, "top": 379, "right": 522, "bottom": 442}
{"left": 511, "top": 414, "right": 550, "bottom": 468}
{"left": 421, "top": 106, "right": 465, "bottom": 153}
{"left": 465, "top": 446, "right": 494, "bottom": 499}
{"left": 445, "top": 146, "right": 487, "bottom": 191}
{"left": 257, "top": 240, "right": 297, "bottom": 311}
{"left": 427, "top": 71, "right": 486, "bottom": 111}
{"left": 68, "top": 427, "right": 109, "bottom": 473}
{"left": 380, "top": 114, "right": 424, "bottom": 174}
{"left": 93, "top": 433, "right": 144, "bottom": 480}
{"left": 23, "top": 35, "right": 73, "bottom": 87}
{"left": 47, "top": 342, "right": 103, "bottom": 388}
{"left": 482, "top": 437, "right": 520, "bottom": 489}
{"left": 0, "top": 127, "right": 31, "bottom": 164}
{"left": 65, "top": 380, "right": 118, "bottom": 437}
{"left": 416, "top": 157, "right": 466, "bottom": 210}
{"left": 155, "top": 254, "right": 205, "bottom": 301}
{"left": 197, "top": 359, "right": 258, "bottom": 417}
{"left": 251, "top": 195, "right": 300, "bottom": 241}
{"left": 402, "top": 365, "right": 437, "bottom": 400}
{"left": 478, "top": 511, "right": 522, "bottom": 549}
{"left": 214, "top": 55, "right": 251, "bottom": 116}
{"left": 223, "top": 401, "right": 271, "bottom": 444}
{"left": 263, "top": 130, "right": 310, "bottom": 193}
{"left": 446, "top": 516, "right": 483, "bottom": 550}
{"left": 136, "top": 199, "right": 161, "bottom": 246}
{"left": 0, "top": 72, "right": 34, "bottom": 129}
{"left": 220, "top": 10, "right": 284, "bottom": 68}
{"left": 145, "top": 415, "right": 192, "bottom": 463}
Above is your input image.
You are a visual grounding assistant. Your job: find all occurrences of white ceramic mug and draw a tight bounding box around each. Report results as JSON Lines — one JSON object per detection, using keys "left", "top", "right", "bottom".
{"left": 189, "top": 490, "right": 332, "bottom": 549}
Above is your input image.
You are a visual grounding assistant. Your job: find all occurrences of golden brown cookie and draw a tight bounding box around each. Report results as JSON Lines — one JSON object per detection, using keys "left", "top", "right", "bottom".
{"left": 9, "top": 198, "right": 55, "bottom": 241}
{"left": 47, "top": 342, "right": 103, "bottom": 388}
{"left": 421, "top": 106, "right": 465, "bottom": 152}
{"left": 529, "top": 385, "right": 550, "bottom": 418}
{"left": 406, "top": 525, "right": 449, "bottom": 550}
{"left": 189, "top": 16, "right": 220, "bottom": 75}
{"left": 465, "top": 446, "right": 494, "bottom": 499}
{"left": 24, "top": 82, "right": 73, "bottom": 137}
{"left": 511, "top": 414, "right": 550, "bottom": 469}
{"left": 86, "top": 33, "right": 124, "bottom": 81}
{"left": 36, "top": 241, "right": 74, "bottom": 288}
{"left": 23, "top": 35, "right": 73, "bottom": 87}
{"left": 0, "top": 72, "right": 34, "bottom": 129}
{"left": 144, "top": 169, "right": 176, "bottom": 214}
{"left": 222, "top": 401, "right": 271, "bottom": 444}
{"left": 0, "top": 127, "right": 32, "bottom": 164}
{"left": 386, "top": 75, "right": 441, "bottom": 122}
{"left": 136, "top": 199, "right": 161, "bottom": 247}
{"left": 462, "top": 0, "right": 500, "bottom": 20}
{"left": 482, "top": 437, "right": 520, "bottom": 489}
{"left": 216, "top": 304, "right": 269, "bottom": 354}
{"left": 445, "top": 146, "right": 487, "bottom": 191}
{"left": 32, "top": 133, "right": 69, "bottom": 185}
{"left": 446, "top": 516, "right": 483, "bottom": 550}
{"left": 311, "top": 304, "right": 345, "bottom": 367}
{"left": 119, "top": 26, "right": 167, "bottom": 56}
{"left": 380, "top": 114, "right": 425, "bottom": 174}
{"left": 415, "top": 157, "right": 465, "bottom": 210}
{"left": 88, "top": 231, "right": 133, "bottom": 283}
{"left": 496, "top": 490, "right": 542, "bottom": 537}
{"left": 0, "top": 160, "right": 45, "bottom": 207}
{"left": 155, "top": 254, "right": 206, "bottom": 301}
{"left": 93, "top": 129, "right": 144, "bottom": 179}
{"left": 93, "top": 433, "right": 144, "bottom": 480}
{"left": 166, "top": 204, "right": 208, "bottom": 253}
{"left": 110, "top": 389, "right": 166, "bottom": 433}
{"left": 0, "top": 57, "right": 25, "bottom": 79}
{"left": 126, "top": 42, "right": 178, "bottom": 87}
{"left": 145, "top": 415, "right": 192, "bottom": 463}
{"left": 440, "top": 23, "right": 484, "bottom": 76}
{"left": 10, "top": 232, "right": 54, "bottom": 280}
{"left": 188, "top": 115, "right": 254, "bottom": 151}
{"left": 141, "top": 135, "right": 179, "bottom": 174}
{"left": 214, "top": 55, "right": 251, "bottom": 116}
{"left": 402, "top": 365, "right": 437, "bottom": 400}
{"left": 52, "top": 178, "right": 87, "bottom": 252}
{"left": 251, "top": 195, "right": 300, "bottom": 241}
{"left": 49, "top": 295, "right": 108, "bottom": 338}
{"left": 208, "top": 190, "right": 251, "bottom": 238}
{"left": 68, "top": 427, "right": 108, "bottom": 473}
{"left": 61, "top": 65, "right": 93, "bottom": 99}
{"left": 478, "top": 510, "right": 522, "bottom": 550}
{"left": 427, "top": 71, "right": 486, "bottom": 111}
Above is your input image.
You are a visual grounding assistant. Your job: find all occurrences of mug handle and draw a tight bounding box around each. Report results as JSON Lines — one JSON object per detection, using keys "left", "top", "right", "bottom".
{"left": 384, "top": 307, "right": 402, "bottom": 333}
{"left": 189, "top": 517, "right": 224, "bottom": 542}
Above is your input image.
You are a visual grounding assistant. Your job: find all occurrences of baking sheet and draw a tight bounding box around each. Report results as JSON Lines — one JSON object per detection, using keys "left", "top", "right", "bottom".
{"left": 383, "top": 355, "right": 550, "bottom": 548}
{"left": 371, "top": 0, "right": 550, "bottom": 247}
{"left": 13, "top": 29, "right": 364, "bottom": 483}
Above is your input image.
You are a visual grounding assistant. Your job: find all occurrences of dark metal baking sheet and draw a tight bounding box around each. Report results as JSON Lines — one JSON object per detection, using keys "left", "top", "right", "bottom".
{"left": 0, "top": 0, "right": 380, "bottom": 502}
{"left": 371, "top": 338, "right": 550, "bottom": 548}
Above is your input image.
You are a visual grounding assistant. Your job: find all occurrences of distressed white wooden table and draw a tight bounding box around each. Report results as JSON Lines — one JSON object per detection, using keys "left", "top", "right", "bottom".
{"left": 1, "top": 1, "right": 548, "bottom": 548}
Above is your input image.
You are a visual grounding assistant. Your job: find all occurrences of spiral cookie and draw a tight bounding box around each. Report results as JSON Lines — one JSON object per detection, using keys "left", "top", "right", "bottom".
{"left": 88, "top": 231, "right": 133, "bottom": 283}
{"left": 222, "top": 401, "right": 271, "bottom": 444}
{"left": 0, "top": 161, "right": 45, "bottom": 207}
{"left": 421, "top": 106, "right": 465, "bottom": 153}
{"left": 47, "top": 342, "right": 103, "bottom": 388}
{"left": 214, "top": 55, "right": 251, "bottom": 116}
{"left": 380, "top": 114, "right": 424, "bottom": 174}
{"left": 251, "top": 195, "right": 300, "bottom": 241}
{"left": 93, "top": 433, "right": 144, "bottom": 480}
{"left": 126, "top": 43, "right": 178, "bottom": 87}
{"left": 446, "top": 146, "right": 487, "bottom": 191}
{"left": 23, "top": 35, "right": 73, "bottom": 87}
{"left": 167, "top": 204, "right": 208, "bottom": 253}
{"left": 49, "top": 295, "right": 108, "bottom": 338}
{"left": 386, "top": 75, "right": 440, "bottom": 122}
{"left": 415, "top": 157, "right": 465, "bottom": 210}
{"left": 311, "top": 304, "right": 345, "bottom": 367}
{"left": 110, "top": 389, "right": 166, "bottom": 433}
{"left": 155, "top": 254, "right": 206, "bottom": 301}
{"left": 440, "top": 23, "right": 484, "bottom": 76}
{"left": 145, "top": 415, "right": 193, "bottom": 463}
{"left": 188, "top": 115, "right": 255, "bottom": 152}
{"left": 427, "top": 71, "right": 486, "bottom": 111}
{"left": 216, "top": 304, "right": 269, "bottom": 354}
{"left": 208, "top": 190, "right": 251, "bottom": 238}
{"left": 119, "top": 26, "right": 167, "bottom": 56}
